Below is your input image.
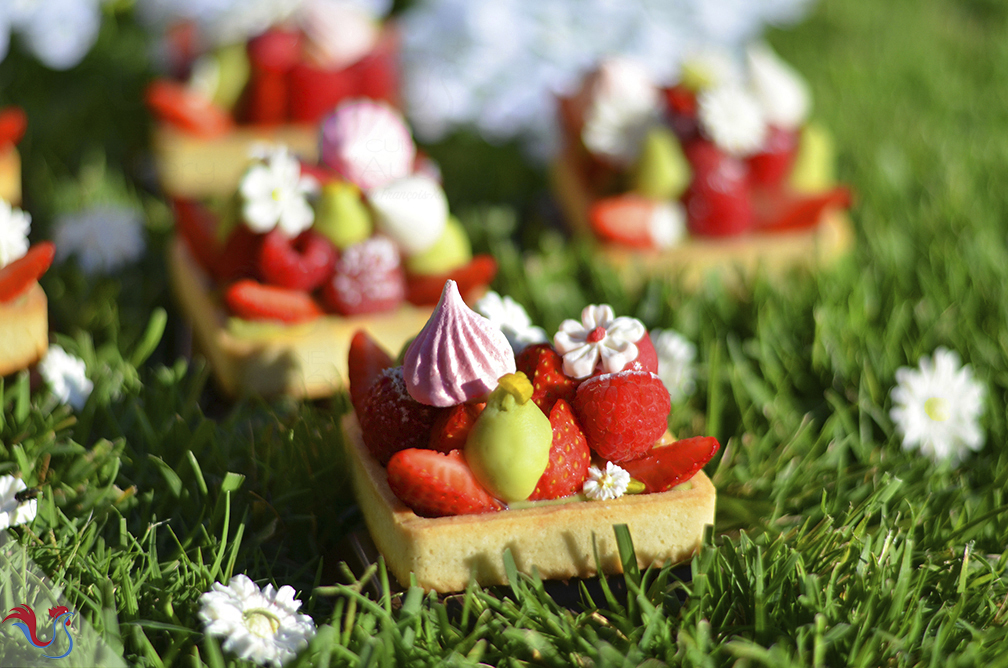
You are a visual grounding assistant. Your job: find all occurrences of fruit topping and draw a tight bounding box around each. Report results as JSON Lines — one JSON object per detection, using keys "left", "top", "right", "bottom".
{"left": 514, "top": 343, "right": 579, "bottom": 413}
{"left": 368, "top": 175, "right": 448, "bottom": 255}
{"left": 145, "top": 79, "right": 234, "bottom": 138}
{"left": 313, "top": 181, "right": 373, "bottom": 249}
{"left": 554, "top": 304, "right": 646, "bottom": 379}
{"left": 621, "top": 435, "right": 721, "bottom": 493}
{"left": 748, "top": 125, "right": 800, "bottom": 189}
{"left": 529, "top": 399, "right": 591, "bottom": 501}
{"left": 404, "top": 255, "right": 497, "bottom": 306}
{"left": 789, "top": 122, "right": 835, "bottom": 193}
{"left": 173, "top": 198, "right": 223, "bottom": 273}
{"left": 347, "top": 330, "right": 395, "bottom": 415}
{"left": 633, "top": 126, "right": 691, "bottom": 200}
{"left": 0, "top": 242, "right": 55, "bottom": 304}
{"left": 224, "top": 279, "right": 322, "bottom": 323}
{"left": 239, "top": 146, "right": 319, "bottom": 237}
{"left": 402, "top": 279, "right": 516, "bottom": 407}
{"left": 257, "top": 228, "right": 337, "bottom": 291}
{"left": 627, "top": 331, "right": 659, "bottom": 374}
{"left": 319, "top": 99, "right": 415, "bottom": 191}
{"left": 590, "top": 195, "right": 686, "bottom": 249}
{"left": 358, "top": 366, "right": 441, "bottom": 465}
{"left": 429, "top": 402, "right": 485, "bottom": 454}
{"left": 572, "top": 370, "right": 671, "bottom": 463}
{"left": 405, "top": 215, "right": 471, "bottom": 276}
{"left": 214, "top": 224, "right": 263, "bottom": 282}
{"left": 321, "top": 236, "right": 405, "bottom": 316}
{"left": 475, "top": 291, "right": 548, "bottom": 354}
{"left": 682, "top": 139, "right": 753, "bottom": 237}
{"left": 386, "top": 448, "right": 504, "bottom": 518}
{"left": 464, "top": 373, "right": 553, "bottom": 503}
{"left": 753, "top": 186, "right": 852, "bottom": 233}
{"left": 0, "top": 107, "right": 28, "bottom": 146}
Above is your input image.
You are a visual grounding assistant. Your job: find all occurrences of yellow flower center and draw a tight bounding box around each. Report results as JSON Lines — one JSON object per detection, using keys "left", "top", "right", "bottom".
{"left": 243, "top": 608, "right": 281, "bottom": 638}
{"left": 272, "top": 188, "right": 283, "bottom": 202}
{"left": 924, "top": 397, "right": 950, "bottom": 422}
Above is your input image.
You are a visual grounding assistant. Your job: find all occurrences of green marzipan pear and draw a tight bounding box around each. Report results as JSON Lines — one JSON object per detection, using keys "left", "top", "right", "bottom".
{"left": 789, "top": 122, "right": 836, "bottom": 193}
{"left": 633, "top": 127, "right": 691, "bottom": 200}
{"left": 314, "top": 182, "right": 373, "bottom": 249}
{"left": 211, "top": 44, "right": 251, "bottom": 112}
{"left": 405, "top": 216, "right": 472, "bottom": 275}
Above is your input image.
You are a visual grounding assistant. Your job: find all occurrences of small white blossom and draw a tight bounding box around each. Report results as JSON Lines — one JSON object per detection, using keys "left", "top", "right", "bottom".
{"left": 697, "top": 84, "right": 767, "bottom": 156}
{"left": 239, "top": 146, "right": 319, "bottom": 237}
{"left": 581, "top": 58, "right": 662, "bottom": 166}
{"left": 583, "top": 462, "right": 630, "bottom": 501}
{"left": 554, "top": 305, "right": 645, "bottom": 379}
{"left": 474, "top": 291, "right": 547, "bottom": 354}
{"left": 889, "top": 347, "right": 986, "bottom": 465}
{"left": 0, "top": 199, "right": 30, "bottom": 268}
{"left": 199, "top": 574, "right": 315, "bottom": 667}
{"left": 53, "top": 205, "right": 145, "bottom": 275}
{"left": 38, "top": 345, "right": 93, "bottom": 411}
{"left": 651, "top": 329, "right": 697, "bottom": 402}
{"left": 0, "top": 475, "right": 37, "bottom": 529}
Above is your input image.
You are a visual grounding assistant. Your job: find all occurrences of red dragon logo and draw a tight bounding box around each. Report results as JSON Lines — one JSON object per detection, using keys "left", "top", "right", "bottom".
{"left": 2, "top": 603, "right": 75, "bottom": 659}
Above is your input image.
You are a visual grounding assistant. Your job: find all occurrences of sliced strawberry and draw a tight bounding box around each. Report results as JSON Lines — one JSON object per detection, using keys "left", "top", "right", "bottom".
{"left": 572, "top": 370, "right": 671, "bottom": 463}
{"left": 146, "top": 79, "right": 234, "bottom": 137}
{"left": 529, "top": 399, "right": 591, "bottom": 501}
{"left": 428, "top": 402, "right": 485, "bottom": 454}
{"left": 753, "top": 186, "right": 852, "bottom": 233}
{"left": 215, "top": 225, "right": 264, "bottom": 283}
{"left": 386, "top": 448, "right": 504, "bottom": 517}
{"left": 682, "top": 139, "right": 753, "bottom": 237}
{"left": 358, "top": 367, "right": 442, "bottom": 465}
{"left": 515, "top": 344, "right": 580, "bottom": 413}
{"left": 348, "top": 330, "right": 395, "bottom": 416}
{"left": 622, "top": 436, "right": 721, "bottom": 493}
{"left": 322, "top": 236, "right": 405, "bottom": 316}
{"left": 224, "top": 279, "right": 322, "bottom": 323}
{"left": 0, "top": 107, "right": 28, "bottom": 146}
{"left": 405, "top": 255, "right": 497, "bottom": 306}
{"left": 663, "top": 84, "right": 699, "bottom": 142}
{"left": 258, "top": 228, "right": 337, "bottom": 291}
{"left": 0, "top": 242, "right": 55, "bottom": 303}
{"left": 747, "top": 125, "right": 800, "bottom": 189}
{"left": 589, "top": 195, "right": 656, "bottom": 248}
{"left": 173, "top": 198, "right": 223, "bottom": 273}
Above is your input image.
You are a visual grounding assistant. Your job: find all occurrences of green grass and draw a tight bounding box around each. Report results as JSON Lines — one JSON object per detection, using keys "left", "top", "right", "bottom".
{"left": 4, "top": 0, "right": 1008, "bottom": 665}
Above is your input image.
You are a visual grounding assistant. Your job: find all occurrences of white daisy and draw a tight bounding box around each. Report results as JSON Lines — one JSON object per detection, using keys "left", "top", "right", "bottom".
{"left": 583, "top": 462, "right": 630, "bottom": 501}
{"left": 697, "top": 84, "right": 768, "bottom": 156}
{"left": 239, "top": 146, "right": 319, "bottom": 237}
{"left": 38, "top": 345, "right": 93, "bottom": 411}
{"left": 0, "top": 199, "right": 31, "bottom": 268}
{"left": 889, "top": 347, "right": 986, "bottom": 464}
{"left": 199, "top": 574, "right": 315, "bottom": 667}
{"left": 53, "top": 205, "right": 145, "bottom": 275}
{"left": 0, "top": 475, "right": 37, "bottom": 529}
{"left": 553, "top": 304, "right": 646, "bottom": 379}
{"left": 650, "top": 329, "right": 697, "bottom": 402}
{"left": 580, "top": 58, "right": 663, "bottom": 166}
{"left": 474, "top": 291, "right": 548, "bottom": 354}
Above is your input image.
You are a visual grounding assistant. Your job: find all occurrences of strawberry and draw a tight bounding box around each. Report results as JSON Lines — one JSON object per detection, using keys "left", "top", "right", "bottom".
{"left": 224, "top": 279, "right": 322, "bottom": 323}
{"left": 145, "top": 79, "right": 234, "bottom": 137}
{"left": 753, "top": 186, "right": 852, "bottom": 233}
{"left": 347, "top": 330, "right": 395, "bottom": 416}
{"left": 322, "top": 237, "right": 405, "bottom": 316}
{"left": 572, "top": 370, "right": 671, "bottom": 463}
{"left": 245, "top": 28, "right": 302, "bottom": 124}
{"left": 682, "top": 139, "right": 753, "bottom": 237}
{"left": 386, "top": 448, "right": 503, "bottom": 517}
{"left": 173, "top": 198, "right": 223, "bottom": 273}
{"left": 588, "top": 195, "right": 657, "bottom": 248}
{"left": 288, "top": 62, "right": 358, "bottom": 125}
{"left": 747, "top": 125, "right": 800, "bottom": 189}
{"left": 351, "top": 30, "right": 399, "bottom": 106}
{"left": 428, "top": 402, "right": 485, "bottom": 454}
{"left": 663, "top": 84, "right": 699, "bottom": 142}
{"left": 621, "top": 436, "right": 721, "bottom": 493}
{"left": 258, "top": 228, "right": 337, "bottom": 291}
{"left": 515, "top": 344, "right": 580, "bottom": 413}
{"left": 529, "top": 399, "right": 591, "bottom": 500}
{"left": 625, "top": 331, "right": 658, "bottom": 375}
{"left": 0, "top": 107, "right": 28, "bottom": 146}
{"left": 215, "top": 225, "right": 264, "bottom": 283}
{"left": 405, "top": 255, "right": 497, "bottom": 306}
{"left": 0, "top": 242, "right": 55, "bottom": 304}
{"left": 358, "top": 366, "right": 442, "bottom": 465}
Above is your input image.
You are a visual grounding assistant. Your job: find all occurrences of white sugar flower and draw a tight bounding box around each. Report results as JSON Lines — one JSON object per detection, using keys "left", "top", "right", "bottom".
{"left": 697, "top": 84, "right": 767, "bottom": 156}
{"left": 746, "top": 42, "right": 810, "bottom": 130}
{"left": 38, "top": 345, "right": 93, "bottom": 411}
{"left": 239, "top": 146, "right": 319, "bottom": 237}
{"left": 651, "top": 329, "right": 697, "bottom": 402}
{"left": 554, "top": 305, "right": 645, "bottom": 379}
{"left": 0, "top": 199, "right": 30, "bottom": 268}
{"left": 583, "top": 462, "right": 630, "bottom": 501}
{"left": 581, "top": 58, "right": 663, "bottom": 166}
{"left": 0, "top": 475, "right": 37, "bottom": 529}
{"left": 199, "top": 574, "right": 315, "bottom": 667}
{"left": 53, "top": 205, "right": 145, "bottom": 275}
{"left": 474, "top": 291, "right": 547, "bottom": 354}
{"left": 889, "top": 347, "right": 986, "bottom": 464}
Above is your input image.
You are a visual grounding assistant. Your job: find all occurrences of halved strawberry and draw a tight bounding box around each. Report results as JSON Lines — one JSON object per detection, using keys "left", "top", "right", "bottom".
{"left": 258, "top": 228, "right": 337, "bottom": 291}
{"left": 515, "top": 344, "right": 580, "bottom": 413}
{"left": 529, "top": 399, "right": 591, "bottom": 501}
{"left": 747, "top": 125, "right": 800, "bottom": 189}
{"left": 146, "top": 79, "right": 234, "bottom": 137}
{"left": 358, "top": 366, "right": 442, "bottom": 465}
{"left": 224, "top": 279, "right": 322, "bottom": 323}
{"left": 386, "top": 448, "right": 503, "bottom": 517}
{"left": 405, "top": 255, "right": 498, "bottom": 306}
{"left": 753, "top": 186, "right": 852, "bottom": 233}
{"left": 589, "top": 195, "right": 656, "bottom": 248}
{"left": 572, "top": 370, "right": 671, "bottom": 462}
{"left": 621, "top": 436, "right": 721, "bottom": 493}
{"left": 0, "top": 107, "right": 28, "bottom": 146}
{"left": 0, "top": 242, "right": 55, "bottom": 303}
{"left": 682, "top": 139, "right": 753, "bottom": 237}
{"left": 348, "top": 330, "right": 394, "bottom": 416}
{"left": 428, "top": 402, "right": 485, "bottom": 454}
{"left": 173, "top": 198, "right": 223, "bottom": 273}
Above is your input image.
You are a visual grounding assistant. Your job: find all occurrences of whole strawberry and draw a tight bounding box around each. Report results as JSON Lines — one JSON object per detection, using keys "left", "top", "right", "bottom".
{"left": 529, "top": 399, "right": 591, "bottom": 500}
{"left": 515, "top": 344, "right": 580, "bottom": 413}
{"left": 572, "top": 370, "right": 671, "bottom": 462}
{"left": 682, "top": 139, "right": 753, "bottom": 237}
{"left": 358, "top": 366, "right": 442, "bottom": 465}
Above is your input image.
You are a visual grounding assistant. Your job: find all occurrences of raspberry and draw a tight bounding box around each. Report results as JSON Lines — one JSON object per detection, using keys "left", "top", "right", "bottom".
{"left": 358, "top": 366, "right": 441, "bottom": 465}
{"left": 572, "top": 370, "right": 671, "bottom": 462}
{"left": 322, "top": 236, "right": 405, "bottom": 315}
{"left": 257, "top": 228, "right": 337, "bottom": 291}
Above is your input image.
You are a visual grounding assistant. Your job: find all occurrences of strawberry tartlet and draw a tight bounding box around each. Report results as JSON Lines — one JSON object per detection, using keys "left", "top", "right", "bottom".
{"left": 147, "top": 4, "right": 398, "bottom": 198}
{"left": 168, "top": 100, "right": 497, "bottom": 398}
{"left": 552, "top": 45, "right": 854, "bottom": 289}
{"left": 343, "top": 282, "right": 719, "bottom": 592}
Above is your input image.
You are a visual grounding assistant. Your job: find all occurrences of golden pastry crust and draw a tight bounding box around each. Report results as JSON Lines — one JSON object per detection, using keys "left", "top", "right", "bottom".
{"left": 0, "top": 283, "right": 48, "bottom": 376}
{"left": 342, "top": 413, "right": 716, "bottom": 593}
{"left": 0, "top": 145, "right": 21, "bottom": 205}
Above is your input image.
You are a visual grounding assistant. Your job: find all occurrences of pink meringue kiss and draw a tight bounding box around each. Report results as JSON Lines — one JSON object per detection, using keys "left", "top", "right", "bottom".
{"left": 403, "top": 280, "right": 516, "bottom": 406}
{"left": 319, "top": 99, "right": 416, "bottom": 191}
